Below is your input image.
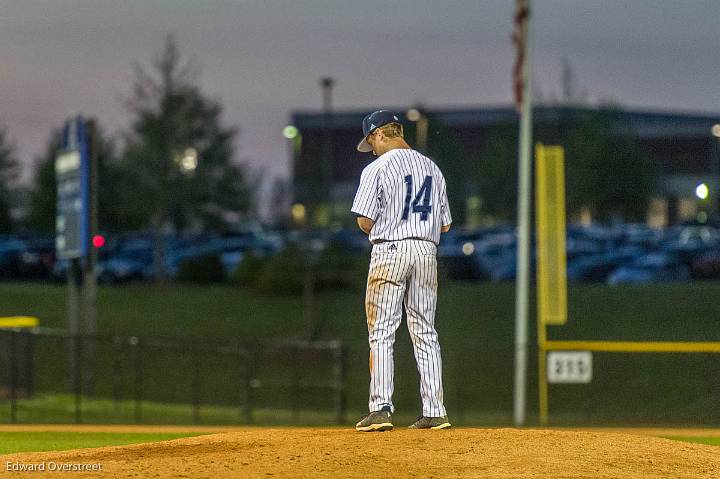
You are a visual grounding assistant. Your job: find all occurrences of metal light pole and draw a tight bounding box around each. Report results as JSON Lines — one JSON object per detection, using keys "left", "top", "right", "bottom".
{"left": 304, "top": 75, "right": 335, "bottom": 340}
{"left": 321, "top": 77, "right": 335, "bottom": 114}
{"left": 513, "top": 0, "right": 533, "bottom": 427}
{"left": 82, "top": 119, "right": 99, "bottom": 396}
{"left": 407, "top": 107, "right": 428, "bottom": 153}
{"left": 319, "top": 77, "right": 335, "bottom": 226}
{"left": 712, "top": 124, "right": 720, "bottom": 219}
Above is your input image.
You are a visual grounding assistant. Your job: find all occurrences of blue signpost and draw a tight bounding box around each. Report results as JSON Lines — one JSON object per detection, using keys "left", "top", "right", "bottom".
{"left": 56, "top": 115, "right": 97, "bottom": 401}
{"left": 55, "top": 116, "right": 90, "bottom": 260}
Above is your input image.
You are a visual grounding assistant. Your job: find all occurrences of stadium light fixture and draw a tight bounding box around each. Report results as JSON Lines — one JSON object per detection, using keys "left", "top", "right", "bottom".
{"left": 406, "top": 108, "right": 421, "bottom": 122}
{"left": 712, "top": 124, "right": 720, "bottom": 138}
{"left": 291, "top": 203, "right": 306, "bottom": 222}
{"left": 283, "top": 125, "right": 299, "bottom": 139}
{"left": 696, "top": 183, "right": 709, "bottom": 200}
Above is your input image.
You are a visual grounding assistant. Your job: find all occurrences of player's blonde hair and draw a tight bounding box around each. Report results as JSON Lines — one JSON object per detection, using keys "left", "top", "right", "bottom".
{"left": 377, "top": 122, "right": 403, "bottom": 139}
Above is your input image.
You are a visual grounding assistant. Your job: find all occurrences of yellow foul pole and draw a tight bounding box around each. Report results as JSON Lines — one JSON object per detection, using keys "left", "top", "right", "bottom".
{"left": 535, "top": 144, "right": 567, "bottom": 425}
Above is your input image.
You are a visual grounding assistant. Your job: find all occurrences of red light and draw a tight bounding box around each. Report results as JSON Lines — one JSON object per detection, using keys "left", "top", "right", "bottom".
{"left": 92, "top": 235, "right": 105, "bottom": 248}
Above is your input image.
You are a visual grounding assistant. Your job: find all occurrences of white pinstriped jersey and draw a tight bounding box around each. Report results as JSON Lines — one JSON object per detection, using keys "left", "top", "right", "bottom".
{"left": 351, "top": 149, "right": 452, "bottom": 245}
{"left": 353, "top": 146, "right": 451, "bottom": 420}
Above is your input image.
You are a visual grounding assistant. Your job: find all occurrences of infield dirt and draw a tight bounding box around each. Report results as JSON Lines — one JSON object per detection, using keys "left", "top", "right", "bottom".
{"left": 2, "top": 428, "right": 720, "bottom": 478}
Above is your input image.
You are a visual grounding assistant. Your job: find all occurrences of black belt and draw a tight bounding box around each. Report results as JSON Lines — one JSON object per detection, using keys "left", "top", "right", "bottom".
{"left": 372, "top": 238, "right": 433, "bottom": 245}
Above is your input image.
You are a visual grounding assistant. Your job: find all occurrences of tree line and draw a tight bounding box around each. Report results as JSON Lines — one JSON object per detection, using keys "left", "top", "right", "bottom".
{"left": 432, "top": 108, "right": 658, "bottom": 224}
{"left": 0, "top": 36, "right": 251, "bottom": 235}
{"left": 0, "top": 46, "right": 658, "bottom": 234}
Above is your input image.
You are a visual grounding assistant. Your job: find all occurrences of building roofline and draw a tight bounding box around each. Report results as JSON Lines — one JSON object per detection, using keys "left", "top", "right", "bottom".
{"left": 291, "top": 105, "right": 720, "bottom": 138}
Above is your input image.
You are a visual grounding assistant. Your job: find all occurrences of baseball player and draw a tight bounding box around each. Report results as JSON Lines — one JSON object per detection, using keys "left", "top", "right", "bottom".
{"left": 352, "top": 110, "right": 452, "bottom": 432}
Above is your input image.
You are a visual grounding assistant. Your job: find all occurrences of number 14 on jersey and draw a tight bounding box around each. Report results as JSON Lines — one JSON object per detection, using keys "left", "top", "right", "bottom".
{"left": 402, "top": 175, "right": 433, "bottom": 221}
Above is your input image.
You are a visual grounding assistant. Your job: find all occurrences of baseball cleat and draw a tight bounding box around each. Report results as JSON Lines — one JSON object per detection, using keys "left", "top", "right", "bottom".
{"left": 408, "top": 415, "right": 452, "bottom": 430}
{"left": 355, "top": 407, "right": 393, "bottom": 432}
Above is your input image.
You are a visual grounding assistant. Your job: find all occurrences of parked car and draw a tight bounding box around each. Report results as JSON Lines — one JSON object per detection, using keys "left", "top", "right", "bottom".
{"left": 607, "top": 253, "right": 690, "bottom": 285}
{"left": 677, "top": 225, "right": 720, "bottom": 249}
{"left": 691, "top": 250, "right": 720, "bottom": 280}
{"left": 617, "top": 223, "right": 664, "bottom": 249}
{"left": 0, "top": 239, "right": 26, "bottom": 278}
{"left": 568, "top": 253, "right": 622, "bottom": 283}
{"left": 567, "top": 246, "right": 646, "bottom": 283}
{"left": 472, "top": 233, "right": 518, "bottom": 282}
{"left": 98, "top": 250, "right": 152, "bottom": 283}
{"left": 17, "top": 238, "right": 56, "bottom": 279}
{"left": 438, "top": 246, "right": 489, "bottom": 281}
{"left": 565, "top": 237, "right": 606, "bottom": 261}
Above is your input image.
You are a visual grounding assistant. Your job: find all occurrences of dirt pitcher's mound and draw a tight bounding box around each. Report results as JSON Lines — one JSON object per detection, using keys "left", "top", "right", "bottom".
{"left": 2, "top": 428, "right": 720, "bottom": 478}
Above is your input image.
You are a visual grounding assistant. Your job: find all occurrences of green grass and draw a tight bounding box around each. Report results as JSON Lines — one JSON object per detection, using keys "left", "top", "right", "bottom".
{"left": 0, "top": 431, "right": 204, "bottom": 454}
{"left": 0, "top": 394, "right": 350, "bottom": 426}
{"left": 0, "top": 282, "right": 306, "bottom": 339}
{"left": 2, "top": 281, "right": 719, "bottom": 341}
{"left": 1, "top": 393, "right": 522, "bottom": 428}
{"left": 665, "top": 436, "right": 720, "bottom": 447}
{"left": 2, "top": 281, "right": 720, "bottom": 425}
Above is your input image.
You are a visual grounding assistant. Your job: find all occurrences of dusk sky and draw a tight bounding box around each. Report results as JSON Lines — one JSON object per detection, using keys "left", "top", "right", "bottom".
{"left": 1, "top": 1, "right": 718, "bottom": 193}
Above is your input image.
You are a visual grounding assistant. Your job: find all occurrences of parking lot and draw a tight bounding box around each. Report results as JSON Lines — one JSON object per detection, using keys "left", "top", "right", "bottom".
{"left": 2, "top": 222, "right": 719, "bottom": 285}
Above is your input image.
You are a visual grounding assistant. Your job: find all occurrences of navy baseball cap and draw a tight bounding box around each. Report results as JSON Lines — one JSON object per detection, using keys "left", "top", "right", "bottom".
{"left": 356, "top": 110, "right": 401, "bottom": 152}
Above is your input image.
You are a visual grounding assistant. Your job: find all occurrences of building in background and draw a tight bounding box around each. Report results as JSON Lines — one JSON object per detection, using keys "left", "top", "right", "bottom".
{"left": 288, "top": 106, "right": 719, "bottom": 228}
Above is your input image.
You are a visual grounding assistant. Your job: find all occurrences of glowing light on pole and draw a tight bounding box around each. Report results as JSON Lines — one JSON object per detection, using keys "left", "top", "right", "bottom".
{"left": 406, "top": 109, "right": 421, "bottom": 122}
{"left": 696, "top": 183, "right": 709, "bottom": 200}
{"left": 291, "top": 203, "right": 306, "bottom": 223}
{"left": 283, "top": 125, "right": 299, "bottom": 139}
{"left": 406, "top": 108, "right": 428, "bottom": 153}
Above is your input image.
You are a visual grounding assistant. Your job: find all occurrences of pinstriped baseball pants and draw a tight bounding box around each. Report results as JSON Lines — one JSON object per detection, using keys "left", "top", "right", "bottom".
{"left": 365, "top": 239, "right": 447, "bottom": 417}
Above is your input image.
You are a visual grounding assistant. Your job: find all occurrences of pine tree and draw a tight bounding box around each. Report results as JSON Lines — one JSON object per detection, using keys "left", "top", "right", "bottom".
{"left": 0, "top": 128, "right": 20, "bottom": 233}
{"left": 26, "top": 131, "right": 60, "bottom": 234}
{"left": 122, "top": 35, "right": 249, "bottom": 280}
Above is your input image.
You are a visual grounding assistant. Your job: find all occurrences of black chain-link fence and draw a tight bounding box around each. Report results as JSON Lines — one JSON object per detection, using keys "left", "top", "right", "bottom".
{"left": 0, "top": 328, "right": 347, "bottom": 425}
